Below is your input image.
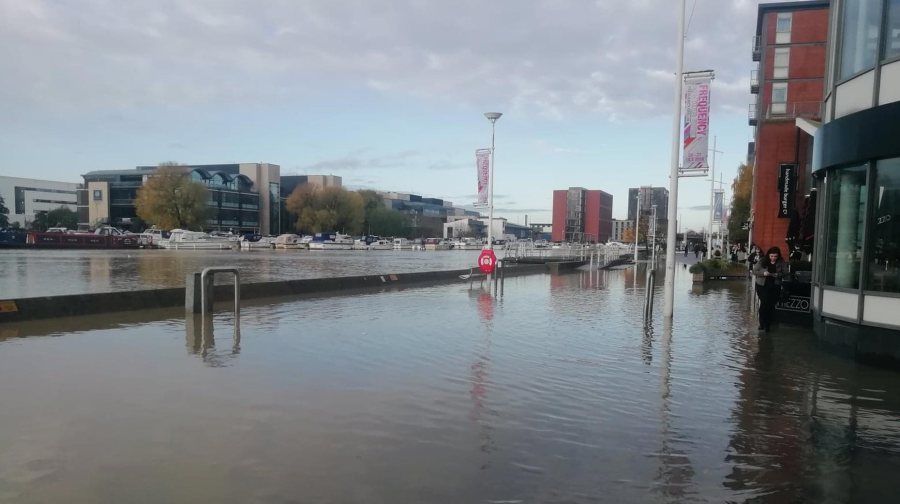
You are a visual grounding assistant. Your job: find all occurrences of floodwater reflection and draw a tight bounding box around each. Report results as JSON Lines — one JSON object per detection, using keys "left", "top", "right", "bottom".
{"left": 1, "top": 265, "right": 900, "bottom": 502}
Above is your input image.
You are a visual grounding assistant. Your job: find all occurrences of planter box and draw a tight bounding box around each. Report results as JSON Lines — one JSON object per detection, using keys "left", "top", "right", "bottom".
{"left": 692, "top": 272, "right": 704, "bottom": 283}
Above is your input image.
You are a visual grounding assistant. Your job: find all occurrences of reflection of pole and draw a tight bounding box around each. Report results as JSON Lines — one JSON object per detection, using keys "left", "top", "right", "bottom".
{"left": 663, "top": 0, "right": 687, "bottom": 318}
{"left": 707, "top": 137, "right": 716, "bottom": 259}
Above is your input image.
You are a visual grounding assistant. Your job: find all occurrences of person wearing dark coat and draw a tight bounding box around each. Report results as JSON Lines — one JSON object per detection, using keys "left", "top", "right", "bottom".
{"left": 752, "top": 246, "right": 788, "bottom": 332}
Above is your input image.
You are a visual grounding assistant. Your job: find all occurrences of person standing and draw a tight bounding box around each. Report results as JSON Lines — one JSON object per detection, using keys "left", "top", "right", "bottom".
{"left": 752, "top": 246, "right": 787, "bottom": 332}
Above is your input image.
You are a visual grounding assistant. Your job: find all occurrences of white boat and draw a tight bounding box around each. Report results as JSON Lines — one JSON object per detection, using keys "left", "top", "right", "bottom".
{"left": 138, "top": 228, "right": 168, "bottom": 248}
{"left": 452, "top": 237, "right": 482, "bottom": 250}
{"left": 274, "top": 234, "right": 307, "bottom": 249}
{"left": 423, "top": 238, "right": 451, "bottom": 251}
{"left": 308, "top": 232, "right": 354, "bottom": 250}
{"left": 239, "top": 234, "right": 276, "bottom": 250}
{"left": 392, "top": 237, "right": 412, "bottom": 250}
{"left": 354, "top": 235, "right": 393, "bottom": 250}
{"left": 159, "top": 229, "right": 235, "bottom": 250}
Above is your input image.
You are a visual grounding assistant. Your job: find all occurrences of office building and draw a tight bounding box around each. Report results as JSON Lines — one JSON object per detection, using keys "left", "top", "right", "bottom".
{"left": 611, "top": 219, "right": 633, "bottom": 242}
{"left": 551, "top": 187, "right": 613, "bottom": 243}
{"left": 0, "top": 176, "right": 80, "bottom": 228}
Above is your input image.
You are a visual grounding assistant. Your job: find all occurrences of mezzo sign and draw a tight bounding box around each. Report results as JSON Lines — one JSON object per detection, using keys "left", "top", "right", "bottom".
{"left": 776, "top": 295, "right": 810, "bottom": 313}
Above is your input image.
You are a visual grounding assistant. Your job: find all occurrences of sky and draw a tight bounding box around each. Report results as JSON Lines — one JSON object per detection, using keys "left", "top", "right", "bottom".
{"left": 0, "top": 0, "right": 774, "bottom": 231}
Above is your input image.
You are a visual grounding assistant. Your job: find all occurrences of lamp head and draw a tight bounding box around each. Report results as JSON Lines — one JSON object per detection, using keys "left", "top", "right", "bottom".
{"left": 484, "top": 112, "right": 503, "bottom": 123}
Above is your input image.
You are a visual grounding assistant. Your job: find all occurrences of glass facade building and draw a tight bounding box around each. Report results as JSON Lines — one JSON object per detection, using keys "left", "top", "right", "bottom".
{"left": 811, "top": 0, "right": 900, "bottom": 364}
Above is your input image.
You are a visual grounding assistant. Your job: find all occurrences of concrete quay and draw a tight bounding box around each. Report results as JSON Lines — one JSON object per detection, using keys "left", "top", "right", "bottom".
{"left": 0, "top": 263, "right": 586, "bottom": 323}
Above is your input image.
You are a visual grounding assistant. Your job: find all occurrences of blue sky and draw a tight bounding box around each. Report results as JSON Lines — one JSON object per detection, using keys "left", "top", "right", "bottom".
{"left": 0, "top": 0, "right": 770, "bottom": 231}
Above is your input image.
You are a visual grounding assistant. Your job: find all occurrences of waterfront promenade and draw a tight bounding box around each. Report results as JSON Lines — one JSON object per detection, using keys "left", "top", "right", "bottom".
{"left": 1, "top": 250, "right": 899, "bottom": 503}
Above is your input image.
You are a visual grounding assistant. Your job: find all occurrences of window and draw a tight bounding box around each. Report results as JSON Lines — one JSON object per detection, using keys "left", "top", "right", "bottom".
{"left": 867, "top": 158, "right": 900, "bottom": 292}
{"left": 93, "top": 190, "right": 103, "bottom": 201}
{"left": 825, "top": 165, "right": 867, "bottom": 289}
{"left": 773, "top": 47, "right": 790, "bottom": 79}
{"left": 776, "top": 13, "right": 792, "bottom": 44}
{"left": 839, "top": 0, "right": 883, "bottom": 79}
{"left": 887, "top": 0, "right": 900, "bottom": 59}
{"left": 771, "top": 82, "right": 788, "bottom": 115}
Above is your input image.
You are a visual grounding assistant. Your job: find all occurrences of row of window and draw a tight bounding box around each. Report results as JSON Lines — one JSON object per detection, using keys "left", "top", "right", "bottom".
{"left": 823, "top": 157, "right": 900, "bottom": 293}
{"left": 839, "top": 0, "right": 900, "bottom": 80}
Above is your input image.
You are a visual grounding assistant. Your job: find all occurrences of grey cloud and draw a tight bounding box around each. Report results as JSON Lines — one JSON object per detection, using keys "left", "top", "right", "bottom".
{"left": 1, "top": 0, "right": 765, "bottom": 119}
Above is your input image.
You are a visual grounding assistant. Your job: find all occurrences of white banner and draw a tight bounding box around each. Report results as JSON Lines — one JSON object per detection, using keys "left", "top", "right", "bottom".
{"left": 713, "top": 189, "right": 724, "bottom": 222}
{"left": 682, "top": 75, "right": 711, "bottom": 174}
{"left": 475, "top": 149, "right": 491, "bottom": 207}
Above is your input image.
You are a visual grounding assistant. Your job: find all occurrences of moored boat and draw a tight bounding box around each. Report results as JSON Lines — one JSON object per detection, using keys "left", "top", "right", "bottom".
{"left": 274, "top": 234, "right": 308, "bottom": 249}
{"left": 392, "top": 237, "right": 412, "bottom": 250}
{"left": 159, "top": 229, "right": 235, "bottom": 250}
{"left": 423, "top": 238, "right": 452, "bottom": 251}
{"left": 25, "top": 226, "right": 140, "bottom": 249}
{"left": 0, "top": 229, "right": 27, "bottom": 249}
{"left": 308, "top": 232, "right": 353, "bottom": 250}
{"left": 239, "top": 234, "right": 276, "bottom": 250}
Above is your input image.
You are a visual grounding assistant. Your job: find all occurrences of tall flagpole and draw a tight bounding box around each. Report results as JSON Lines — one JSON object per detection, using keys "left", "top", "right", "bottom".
{"left": 663, "top": 0, "right": 687, "bottom": 319}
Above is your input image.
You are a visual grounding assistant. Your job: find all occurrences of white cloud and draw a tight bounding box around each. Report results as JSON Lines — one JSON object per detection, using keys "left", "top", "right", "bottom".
{"left": 0, "top": 0, "right": 766, "bottom": 120}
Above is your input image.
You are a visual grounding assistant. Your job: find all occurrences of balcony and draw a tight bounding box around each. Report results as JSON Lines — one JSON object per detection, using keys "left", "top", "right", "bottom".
{"left": 765, "top": 101, "right": 822, "bottom": 120}
{"left": 752, "top": 36, "right": 761, "bottom": 62}
{"left": 750, "top": 69, "right": 759, "bottom": 94}
{"left": 748, "top": 103, "right": 758, "bottom": 126}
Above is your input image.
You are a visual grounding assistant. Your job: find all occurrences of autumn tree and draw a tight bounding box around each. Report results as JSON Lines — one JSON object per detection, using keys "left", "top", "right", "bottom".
{"left": 727, "top": 163, "right": 753, "bottom": 244}
{"left": 357, "top": 189, "right": 410, "bottom": 236}
{"left": 135, "top": 164, "right": 211, "bottom": 230}
{"left": 285, "top": 186, "right": 365, "bottom": 234}
{"left": 0, "top": 195, "right": 9, "bottom": 228}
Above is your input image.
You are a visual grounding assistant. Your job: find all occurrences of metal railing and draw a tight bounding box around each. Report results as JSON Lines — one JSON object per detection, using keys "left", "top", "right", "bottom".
{"left": 750, "top": 69, "right": 759, "bottom": 93}
{"left": 748, "top": 103, "right": 759, "bottom": 125}
{"left": 766, "top": 101, "right": 822, "bottom": 120}
{"left": 752, "top": 36, "right": 761, "bottom": 61}
{"left": 200, "top": 267, "right": 241, "bottom": 317}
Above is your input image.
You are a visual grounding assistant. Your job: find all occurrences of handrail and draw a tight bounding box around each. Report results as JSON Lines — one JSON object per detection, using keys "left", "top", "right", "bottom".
{"left": 200, "top": 267, "right": 241, "bottom": 317}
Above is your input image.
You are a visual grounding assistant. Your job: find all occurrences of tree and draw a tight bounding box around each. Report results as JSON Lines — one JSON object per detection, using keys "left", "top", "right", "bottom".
{"left": 135, "top": 164, "right": 211, "bottom": 230}
{"left": 46, "top": 206, "right": 78, "bottom": 229}
{"left": 0, "top": 195, "right": 9, "bottom": 228}
{"left": 285, "top": 186, "right": 365, "bottom": 234}
{"left": 727, "top": 163, "right": 753, "bottom": 244}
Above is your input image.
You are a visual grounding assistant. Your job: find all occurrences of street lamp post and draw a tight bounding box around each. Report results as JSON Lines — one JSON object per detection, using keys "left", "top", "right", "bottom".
{"left": 634, "top": 191, "right": 641, "bottom": 262}
{"left": 484, "top": 112, "right": 502, "bottom": 252}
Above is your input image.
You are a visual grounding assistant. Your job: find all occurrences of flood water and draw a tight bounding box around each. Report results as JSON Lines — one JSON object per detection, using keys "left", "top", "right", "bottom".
{"left": 2, "top": 265, "right": 900, "bottom": 503}
{"left": 0, "top": 249, "right": 484, "bottom": 298}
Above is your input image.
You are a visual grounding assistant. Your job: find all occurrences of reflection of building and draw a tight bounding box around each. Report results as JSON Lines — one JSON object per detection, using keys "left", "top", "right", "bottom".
{"left": 627, "top": 186, "right": 669, "bottom": 236}
{"left": 748, "top": 1, "right": 829, "bottom": 254}
{"left": 551, "top": 187, "right": 613, "bottom": 243}
{"left": 809, "top": 0, "right": 900, "bottom": 362}
{"left": 0, "top": 176, "right": 80, "bottom": 227}
{"left": 612, "top": 219, "right": 633, "bottom": 242}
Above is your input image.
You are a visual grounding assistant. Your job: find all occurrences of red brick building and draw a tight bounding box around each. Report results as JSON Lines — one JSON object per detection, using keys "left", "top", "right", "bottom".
{"left": 551, "top": 187, "right": 613, "bottom": 243}
{"left": 749, "top": 1, "right": 829, "bottom": 255}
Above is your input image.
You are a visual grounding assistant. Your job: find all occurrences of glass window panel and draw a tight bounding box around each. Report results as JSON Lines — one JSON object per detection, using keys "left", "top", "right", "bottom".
{"left": 777, "top": 13, "right": 792, "bottom": 33}
{"left": 774, "top": 48, "right": 790, "bottom": 66}
{"left": 825, "top": 165, "right": 868, "bottom": 289}
{"left": 867, "top": 158, "right": 900, "bottom": 292}
{"left": 887, "top": 0, "right": 900, "bottom": 59}
{"left": 840, "top": 0, "right": 883, "bottom": 79}
{"left": 772, "top": 83, "right": 788, "bottom": 103}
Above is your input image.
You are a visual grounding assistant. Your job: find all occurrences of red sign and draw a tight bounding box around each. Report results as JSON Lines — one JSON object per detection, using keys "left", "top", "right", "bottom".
{"left": 478, "top": 249, "right": 497, "bottom": 274}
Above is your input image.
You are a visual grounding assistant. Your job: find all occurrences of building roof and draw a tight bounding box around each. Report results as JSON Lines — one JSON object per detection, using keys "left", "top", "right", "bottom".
{"left": 756, "top": 0, "right": 830, "bottom": 36}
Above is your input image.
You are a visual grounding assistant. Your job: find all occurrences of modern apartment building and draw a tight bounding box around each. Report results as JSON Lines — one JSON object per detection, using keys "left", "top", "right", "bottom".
{"left": 81, "top": 163, "right": 283, "bottom": 234}
{"left": 551, "top": 187, "right": 613, "bottom": 243}
{"left": 611, "top": 219, "right": 633, "bottom": 243}
{"left": 807, "top": 0, "right": 900, "bottom": 363}
{"left": 748, "top": 1, "right": 830, "bottom": 254}
{"left": 627, "top": 186, "right": 669, "bottom": 239}
{"left": 0, "top": 176, "right": 80, "bottom": 227}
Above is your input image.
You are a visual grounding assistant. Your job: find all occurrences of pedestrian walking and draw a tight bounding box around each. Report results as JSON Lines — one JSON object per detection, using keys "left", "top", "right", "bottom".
{"left": 752, "top": 246, "right": 787, "bottom": 332}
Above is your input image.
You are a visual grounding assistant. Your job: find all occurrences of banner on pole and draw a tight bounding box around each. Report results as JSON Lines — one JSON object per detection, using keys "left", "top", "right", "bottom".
{"left": 713, "top": 189, "right": 724, "bottom": 222}
{"left": 475, "top": 149, "right": 491, "bottom": 207}
{"left": 778, "top": 164, "right": 796, "bottom": 218}
{"left": 681, "top": 75, "right": 712, "bottom": 176}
